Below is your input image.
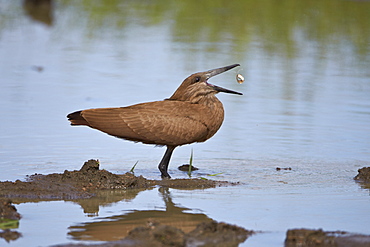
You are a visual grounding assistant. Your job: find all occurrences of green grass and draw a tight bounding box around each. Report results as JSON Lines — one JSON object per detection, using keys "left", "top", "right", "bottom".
{"left": 0, "top": 219, "right": 19, "bottom": 230}
{"left": 130, "top": 161, "right": 139, "bottom": 174}
{"left": 188, "top": 149, "right": 193, "bottom": 178}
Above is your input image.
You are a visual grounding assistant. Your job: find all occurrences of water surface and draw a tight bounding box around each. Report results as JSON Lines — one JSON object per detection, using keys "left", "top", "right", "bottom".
{"left": 0, "top": 0, "right": 370, "bottom": 246}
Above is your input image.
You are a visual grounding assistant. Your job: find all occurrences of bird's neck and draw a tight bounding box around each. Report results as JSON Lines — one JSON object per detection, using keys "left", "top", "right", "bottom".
{"left": 196, "top": 94, "right": 223, "bottom": 109}
{"left": 168, "top": 92, "right": 222, "bottom": 109}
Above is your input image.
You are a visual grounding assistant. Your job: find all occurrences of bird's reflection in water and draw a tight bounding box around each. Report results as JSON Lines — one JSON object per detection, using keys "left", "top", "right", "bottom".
{"left": 72, "top": 188, "right": 148, "bottom": 217}
{"left": 68, "top": 187, "right": 213, "bottom": 241}
{"left": 23, "top": 0, "right": 53, "bottom": 26}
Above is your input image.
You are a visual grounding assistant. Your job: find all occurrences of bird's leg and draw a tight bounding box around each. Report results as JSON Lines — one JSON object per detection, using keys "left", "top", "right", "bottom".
{"left": 158, "top": 146, "right": 176, "bottom": 179}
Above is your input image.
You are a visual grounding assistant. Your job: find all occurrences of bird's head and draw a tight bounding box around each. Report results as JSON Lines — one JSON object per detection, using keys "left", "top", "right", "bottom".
{"left": 169, "top": 64, "right": 243, "bottom": 103}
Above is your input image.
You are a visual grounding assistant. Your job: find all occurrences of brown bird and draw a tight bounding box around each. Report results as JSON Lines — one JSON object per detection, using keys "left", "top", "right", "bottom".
{"left": 67, "top": 64, "right": 242, "bottom": 178}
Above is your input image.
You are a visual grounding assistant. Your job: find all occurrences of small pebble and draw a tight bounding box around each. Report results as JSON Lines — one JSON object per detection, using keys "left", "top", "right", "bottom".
{"left": 178, "top": 164, "right": 199, "bottom": 171}
{"left": 236, "top": 74, "right": 244, "bottom": 84}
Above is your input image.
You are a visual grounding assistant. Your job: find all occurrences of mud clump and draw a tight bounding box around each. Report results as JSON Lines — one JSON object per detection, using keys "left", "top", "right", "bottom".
{"left": 354, "top": 167, "right": 370, "bottom": 183}
{"left": 0, "top": 160, "right": 150, "bottom": 201}
{"left": 185, "top": 221, "right": 253, "bottom": 246}
{"left": 285, "top": 228, "right": 370, "bottom": 247}
{"left": 0, "top": 199, "right": 21, "bottom": 221}
{"left": 60, "top": 159, "right": 150, "bottom": 191}
{"left": 126, "top": 220, "right": 253, "bottom": 247}
{"left": 0, "top": 160, "right": 234, "bottom": 201}
{"left": 156, "top": 178, "right": 234, "bottom": 189}
{"left": 126, "top": 223, "right": 186, "bottom": 247}
{"left": 178, "top": 164, "right": 199, "bottom": 171}
{"left": 354, "top": 167, "right": 370, "bottom": 190}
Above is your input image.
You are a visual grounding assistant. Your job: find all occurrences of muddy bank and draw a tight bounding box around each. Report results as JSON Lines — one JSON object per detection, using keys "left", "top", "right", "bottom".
{"left": 0, "top": 160, "right": 236, "bottom": 201}
{"left": 0, "top": 160, "right": 247, "bottom": 245}
{"left": 2, "top": 162, "right": 370, "bottom": 246}
{"left": 0, "top": 190, "right": 253, "bottom": 246}
{"left": 285, "top": 228, "right": 370, "bottom": 247}
{"left": 55, "top": 220, "right": 254, "bottom": 247}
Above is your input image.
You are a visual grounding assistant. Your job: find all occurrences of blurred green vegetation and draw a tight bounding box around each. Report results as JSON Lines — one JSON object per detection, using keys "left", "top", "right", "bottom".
{"left": 1, "top": 0, "right": 369, "bottom": 62}
{"left": 0, "top": 218, "right": 19, "bottom": 230}
{"left": 57, "top": 0, "right": 369, "bottom": 59}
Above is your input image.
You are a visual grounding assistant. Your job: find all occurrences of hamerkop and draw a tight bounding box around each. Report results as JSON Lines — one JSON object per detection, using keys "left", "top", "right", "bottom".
{"left": 67, "top": 64, "right": 242, "bottom": 178}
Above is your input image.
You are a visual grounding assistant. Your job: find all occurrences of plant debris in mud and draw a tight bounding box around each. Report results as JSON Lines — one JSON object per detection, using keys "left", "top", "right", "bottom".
{"left": 0, "top": 199, "right": 22, "bottom": 243}
{"left": 0, "top": 160, "right": 236, "bottom": 201}
{"left": 0, "top": 199, "right": 21, "bottom": 221}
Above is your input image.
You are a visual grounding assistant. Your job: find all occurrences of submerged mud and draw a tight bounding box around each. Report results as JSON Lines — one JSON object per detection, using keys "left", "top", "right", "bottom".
{"left": 354, "top": 167, "right": 370, "bottom": 190}
{"left": 55, "top": 220, "right": 254, "bottom": 247}
{"left": 285, "top": 228, "right": 370, "bottom": 247}
{"left": 2, "top": 162, "right": 370, "bottom": 246}
{"left": 0, "top": 160, "right": 235, "bottom": 201}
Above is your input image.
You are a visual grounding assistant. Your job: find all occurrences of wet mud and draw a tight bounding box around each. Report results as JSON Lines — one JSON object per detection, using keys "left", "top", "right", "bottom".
{"left": 0, "top": 199, "right": 21, "bottom": 221}
{"left": 178, "top": 164, "right": 199, "bottom": 171}
{"left": 285, "top": 228, "right": 370, "bottom": 247}
{"left": 0, "top": 160, "right": 235, "bottom": 201}
{"left": 354, "top": 167, "right": 370, "bottom": 189}
{"left": 0, "top": 160, "right": 248, "bottom": 246}
{"left": 1, "top": 162, "right": 370, "bottom": 246}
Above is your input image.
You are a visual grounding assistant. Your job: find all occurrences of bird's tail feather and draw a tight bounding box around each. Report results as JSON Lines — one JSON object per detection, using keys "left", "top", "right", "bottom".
{"left": 67, "top": 111, "right": 88, "bottom": 126}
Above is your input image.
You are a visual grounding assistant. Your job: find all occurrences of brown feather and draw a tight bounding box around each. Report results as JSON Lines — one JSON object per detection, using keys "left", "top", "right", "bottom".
{"left": 78, "top": 100, "right": 224, "bottom": 146}
{"left": 67, "top": 111, "right": 89, "bottom": 126}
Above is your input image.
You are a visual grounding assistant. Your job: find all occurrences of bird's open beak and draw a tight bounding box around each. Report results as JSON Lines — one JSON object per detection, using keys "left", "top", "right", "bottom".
{"left": 205, "top": 64, "right": 243, "bottom": 95}
{"left": 212, "top": 84, "right": 243, "bottom": 95}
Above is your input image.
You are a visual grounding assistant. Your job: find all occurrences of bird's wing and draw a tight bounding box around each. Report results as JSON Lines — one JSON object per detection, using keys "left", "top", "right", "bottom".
{"left": 80, "top": 101, "right": 210, "bottom": 146}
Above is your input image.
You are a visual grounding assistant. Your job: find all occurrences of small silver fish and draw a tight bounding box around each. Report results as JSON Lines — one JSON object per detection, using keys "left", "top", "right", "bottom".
{"left": 236, "top": 73, "right": 244, "bottom": 84}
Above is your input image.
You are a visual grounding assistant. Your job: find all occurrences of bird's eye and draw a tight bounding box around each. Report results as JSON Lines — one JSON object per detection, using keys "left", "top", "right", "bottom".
{"left": 194, "top": 77, "right": 201, "bottom": 83}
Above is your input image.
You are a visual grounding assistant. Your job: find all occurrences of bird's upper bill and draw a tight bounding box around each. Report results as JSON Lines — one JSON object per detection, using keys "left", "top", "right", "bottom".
{"left": 169, "top": 64, "right": 243, "bottom": 101}
{"left": 205, "top": 64, "right": 243, "bottom": 95}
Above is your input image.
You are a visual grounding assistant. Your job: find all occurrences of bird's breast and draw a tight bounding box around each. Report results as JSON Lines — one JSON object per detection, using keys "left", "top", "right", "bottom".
{"left": 195, "top": 97, "right": 225, "bottom": 142}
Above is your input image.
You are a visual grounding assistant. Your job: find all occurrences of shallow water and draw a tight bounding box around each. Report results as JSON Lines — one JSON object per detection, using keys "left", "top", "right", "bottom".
{"left": 1, "top": 0, "right": 370, "bottom": 246}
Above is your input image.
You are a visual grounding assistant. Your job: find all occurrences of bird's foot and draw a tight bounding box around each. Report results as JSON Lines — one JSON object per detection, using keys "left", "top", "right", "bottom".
{"left": 160, "top": 172, "right": 171, "bottom": 179}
